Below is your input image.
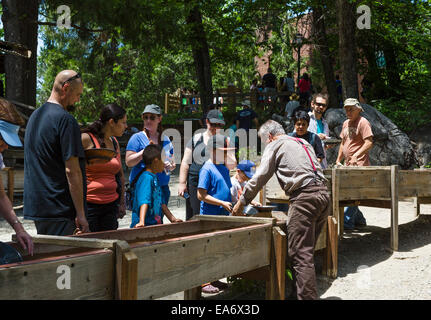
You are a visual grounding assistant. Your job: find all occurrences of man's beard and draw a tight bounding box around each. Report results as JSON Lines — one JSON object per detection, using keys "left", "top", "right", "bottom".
{"left": 66, "top": 104, "right": 76, "bottom": 112}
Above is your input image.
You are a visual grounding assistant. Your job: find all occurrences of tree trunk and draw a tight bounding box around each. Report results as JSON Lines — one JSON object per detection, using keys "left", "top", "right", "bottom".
{"left": 186, "top": 5, "right": 213, "bottom": 115}
{"left": 2, "top": 0, "right": 39, "bottom": 107}
{"left": 336, "top": 0, "right": 358, "bottom": 100}
{"left": 312, "top": 6, "right": 339, "bottom": 108}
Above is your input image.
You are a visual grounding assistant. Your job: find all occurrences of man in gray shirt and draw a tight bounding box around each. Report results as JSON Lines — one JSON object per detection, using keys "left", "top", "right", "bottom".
{"left": 232, "top": 120, "right": 331, "bottom": 300}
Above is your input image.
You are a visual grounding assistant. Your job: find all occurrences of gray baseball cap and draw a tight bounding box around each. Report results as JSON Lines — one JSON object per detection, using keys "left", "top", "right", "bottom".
{"left": 142, "top": 104, "right": 162, "bottom": 115}
{"left": 343, "top": 98, "right": 363, "bottom": 111}
{"left": 206, "top": 109, "right": 225, "bottom": 125}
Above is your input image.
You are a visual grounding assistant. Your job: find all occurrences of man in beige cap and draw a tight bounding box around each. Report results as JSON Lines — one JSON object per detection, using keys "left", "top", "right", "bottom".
{"left": 24, "top": 70, "right": 89, "bottom": 236}
{"left": 336, "top": 98, "right": 373, "bottom": 229}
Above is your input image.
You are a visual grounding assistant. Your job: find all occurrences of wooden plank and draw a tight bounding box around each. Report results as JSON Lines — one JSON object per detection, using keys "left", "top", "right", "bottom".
{"left": 115, "top": 240, "right": 138, "bottom": 300}
{"left": 193, "top": 214, "right": 276, "bottom": 226}
{"left": 271, "top": 226, "right": 286, "bottom": 300}
{"left": 326, "top": 216, "right": 338, "bottom": 279}
{"left": 4, "top": 167, "right": 14, "bottom": 203}
{"left": 398, "top": 170, "right": 431, "bottom": 198}
{"left": 391, "top": 165, "right": 399, "bottom": 251}
{"left": 0, "top": 250, "right": 114, "bottom": 299}
{"left": 332, "top": 168, "right": 341, "bottom": 236}
{"left": 339, "top": 199, "right": 392, "bottom": 208}
{"left": 132, "top": 223, "right": 272, "bottom": 300}
{"left": 184, "top": 287, "right": 202, "bottom": 300}
{"left": 413, "top": 197, "right": 420, "bottom": 217}
{"left": 12, "top": 234, "right": 116, "bottom": 250}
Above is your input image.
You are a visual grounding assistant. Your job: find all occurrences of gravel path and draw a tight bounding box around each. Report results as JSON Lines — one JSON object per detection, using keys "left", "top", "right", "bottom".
{"left": 1, "top": 168, "right": 431, "bottom": 300}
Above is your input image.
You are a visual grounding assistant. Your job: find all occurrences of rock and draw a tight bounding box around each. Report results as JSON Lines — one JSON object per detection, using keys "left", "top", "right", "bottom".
{"left": 273, "top": 104, "right": 419, "bottom": 169}
{"left": 409, "top": 123, "right": 431, "bottom": 167}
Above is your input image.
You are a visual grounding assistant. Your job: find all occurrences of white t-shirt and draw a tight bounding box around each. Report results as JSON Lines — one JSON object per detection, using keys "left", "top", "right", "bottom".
{"left": 230, "top": 176, "right": 245, "bottom": 204}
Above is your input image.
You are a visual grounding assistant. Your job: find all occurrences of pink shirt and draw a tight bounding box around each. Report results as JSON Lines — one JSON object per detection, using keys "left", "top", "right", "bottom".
{"left": 340, "top": 116, "right": 373, "bottom": 166}
{"left": 86, "top": 133, "right": 121, "bottom": 204}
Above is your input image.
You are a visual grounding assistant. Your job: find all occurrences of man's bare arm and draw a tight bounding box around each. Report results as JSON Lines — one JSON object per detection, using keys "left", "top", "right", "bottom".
{"left": 65, "top": 156, "right": 89, "bottom": 233}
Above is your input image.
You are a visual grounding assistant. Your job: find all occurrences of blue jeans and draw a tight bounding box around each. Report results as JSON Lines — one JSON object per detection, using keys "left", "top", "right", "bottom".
{"left": 344, "top": 206, "right": 367, "bottom": 229}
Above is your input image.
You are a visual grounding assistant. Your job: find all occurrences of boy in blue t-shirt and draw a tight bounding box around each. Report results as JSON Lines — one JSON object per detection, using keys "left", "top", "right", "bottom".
{"left": 130, "top": 144, "right": 182, "bottom": 228}
{"left": 197, "top": 134, "right": 236, "bottom": 216}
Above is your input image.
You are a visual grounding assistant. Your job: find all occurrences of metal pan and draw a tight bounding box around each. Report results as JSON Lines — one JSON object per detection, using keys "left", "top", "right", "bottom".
{"left": 0, "top": 241, "right": 23, "bottom": 265}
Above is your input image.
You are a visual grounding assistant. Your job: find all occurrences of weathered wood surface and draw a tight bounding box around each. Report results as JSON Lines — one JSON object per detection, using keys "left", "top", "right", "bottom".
{"left": 391, "top": 165, "right": 399, "bottom": 251}
{"left": 12, "top": 234, "right": 117, "bottom": 249}
{"left": 132, "top": 223, "right": 272, "bottom": 300}
{"left": 115, "top": 240, "right": 138, "bottom": 300}
{"left": 0, "top": 250, "right": 115, "bottom": 300}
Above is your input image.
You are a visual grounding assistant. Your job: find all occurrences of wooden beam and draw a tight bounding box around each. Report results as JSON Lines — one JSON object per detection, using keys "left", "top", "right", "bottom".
{"left": 5, "top": 167, "right": 14, "bottom": 203}
{"left": 115, "top": 240, "right": 138, "bottom": 300}
{"left": 193, "top": 214, "right": 276, "bottom": 226}
{"left": 391, "top": 165, "right": 399, "bottom": 251}
{"left": 326, "top": 216, "right": 338, "bottom": 279}
{"left": 331, "top": 168, "right": 341, "bottom": 236}
{"left": 0, "top": 251, "right": 115, "bottom": 299}
{"left": 12, "top": 234, "right": 116, "bottom": 250}
{"left": 270, "top": 226, "right": 286, "bottom": 300}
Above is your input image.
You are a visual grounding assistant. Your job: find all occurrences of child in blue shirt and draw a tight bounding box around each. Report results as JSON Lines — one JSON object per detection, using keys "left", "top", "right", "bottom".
{"left": 130, "top": 144, "right": 182, "bottom": 228}
{"left": 197, "top": 134, "right": 236, "bottom": 216}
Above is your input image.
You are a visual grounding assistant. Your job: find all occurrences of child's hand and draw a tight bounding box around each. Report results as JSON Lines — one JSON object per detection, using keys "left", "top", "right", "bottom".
{"left": 171, "top": 218, "right": 183, "bottom": 223}
{"left": 135, "top": 221, "right": 145, "bottom": 228}
{"left": 221, "top": 201, "right": 233, "bottom": 213}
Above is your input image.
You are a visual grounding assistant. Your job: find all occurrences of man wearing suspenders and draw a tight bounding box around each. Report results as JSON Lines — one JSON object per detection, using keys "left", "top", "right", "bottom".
{"left": 232, "top": 120, "right": 331, "bottom": 300}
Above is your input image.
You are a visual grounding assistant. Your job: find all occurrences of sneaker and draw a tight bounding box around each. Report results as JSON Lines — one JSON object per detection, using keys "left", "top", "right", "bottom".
{"left": 211, "top": 280, "right": 228, "bottom": 290}
{"left": 201, "top": 284, "right": 220, "bottom": 294}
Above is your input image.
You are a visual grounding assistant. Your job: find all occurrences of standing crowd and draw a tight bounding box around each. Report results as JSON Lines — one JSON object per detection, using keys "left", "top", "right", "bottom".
{"left": 0, "top": 69, "right": 373, "bottom": 300}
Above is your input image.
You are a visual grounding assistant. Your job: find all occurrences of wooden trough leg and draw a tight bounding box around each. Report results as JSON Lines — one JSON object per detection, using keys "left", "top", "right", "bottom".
{"left": 390, "top": 165, "right": 399, "bottom": 252}
{"left": 266, "top": 226, "right": 286, "bottom": 300}
{"left": 331, "top": 168, "right": 342, "bottom": 237}
{"left": 115, "top": 240, "right": 138, "bottom": 300}
{"left": 5, "top": 167, "right": 14, "bottom": 203}
{"left": 413, "top": 197, "right": 420, "bottom": 217}
{"left": 325, "top": 216, "right": 338, "bottom": 279}
{"left": 184, "top": 287, "right": 202, "bottom": 300}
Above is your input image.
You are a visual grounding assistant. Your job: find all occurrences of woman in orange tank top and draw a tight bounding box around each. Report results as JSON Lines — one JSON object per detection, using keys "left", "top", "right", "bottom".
{"left": 81, "top": 104, "right": 127, "bottom": 232}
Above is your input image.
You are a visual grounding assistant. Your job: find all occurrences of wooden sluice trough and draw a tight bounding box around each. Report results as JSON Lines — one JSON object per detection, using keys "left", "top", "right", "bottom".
{"left": 1, "top": 215, "right": 291, "bottom": 300}
{"left": 265, "top": 166, "right": 431, "bottom": 280}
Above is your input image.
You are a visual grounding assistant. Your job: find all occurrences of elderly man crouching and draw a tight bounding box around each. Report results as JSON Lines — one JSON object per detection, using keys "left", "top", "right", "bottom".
{"left": 232, "top": 120, "right": 331, "bottom": 300}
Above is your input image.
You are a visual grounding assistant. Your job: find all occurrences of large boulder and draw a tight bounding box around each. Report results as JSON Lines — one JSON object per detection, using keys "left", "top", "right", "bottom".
{"left": 273, "top": 104, "right": 419, "bottom": 169}
{"left": 409, "top": 123, "right": 431, "bottom": 168}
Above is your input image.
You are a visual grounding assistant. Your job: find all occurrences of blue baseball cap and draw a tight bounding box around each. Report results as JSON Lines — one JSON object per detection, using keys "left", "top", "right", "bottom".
{"left": 237, "top": 160, "right": 256, "bottom": 179}
{"left": 0, "top": 120, "right": 22, "bottom": 147}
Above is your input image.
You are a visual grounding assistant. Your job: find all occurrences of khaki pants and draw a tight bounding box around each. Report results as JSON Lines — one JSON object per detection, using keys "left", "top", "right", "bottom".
{"left": 287, "top": 180, "right": 331, "bottom": 300}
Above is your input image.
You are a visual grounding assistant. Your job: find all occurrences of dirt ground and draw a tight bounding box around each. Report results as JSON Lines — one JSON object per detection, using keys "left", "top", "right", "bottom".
{"left": 1, "top": 168, "right": 431, "bottom": 300}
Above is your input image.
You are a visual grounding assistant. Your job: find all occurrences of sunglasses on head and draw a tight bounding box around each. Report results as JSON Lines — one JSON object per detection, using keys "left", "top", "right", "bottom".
{"left": 143, "top": 115, "right": 157, "bottom": 121}
{"left": 62, "top": 73, "right": 81, "bottom": 87}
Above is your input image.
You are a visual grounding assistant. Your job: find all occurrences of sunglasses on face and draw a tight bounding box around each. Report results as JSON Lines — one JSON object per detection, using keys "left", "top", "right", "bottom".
{"left": 210, "top": 123, "right": 223, "bottom": 128}
{"left": 62, "top": 73, "right": 81, "bottom": 87}
{"left": 143, "top": 115, "right": 157, "bottom": 121}
{"left": 314, "top": 102, "right": 326, "bottom": 107}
